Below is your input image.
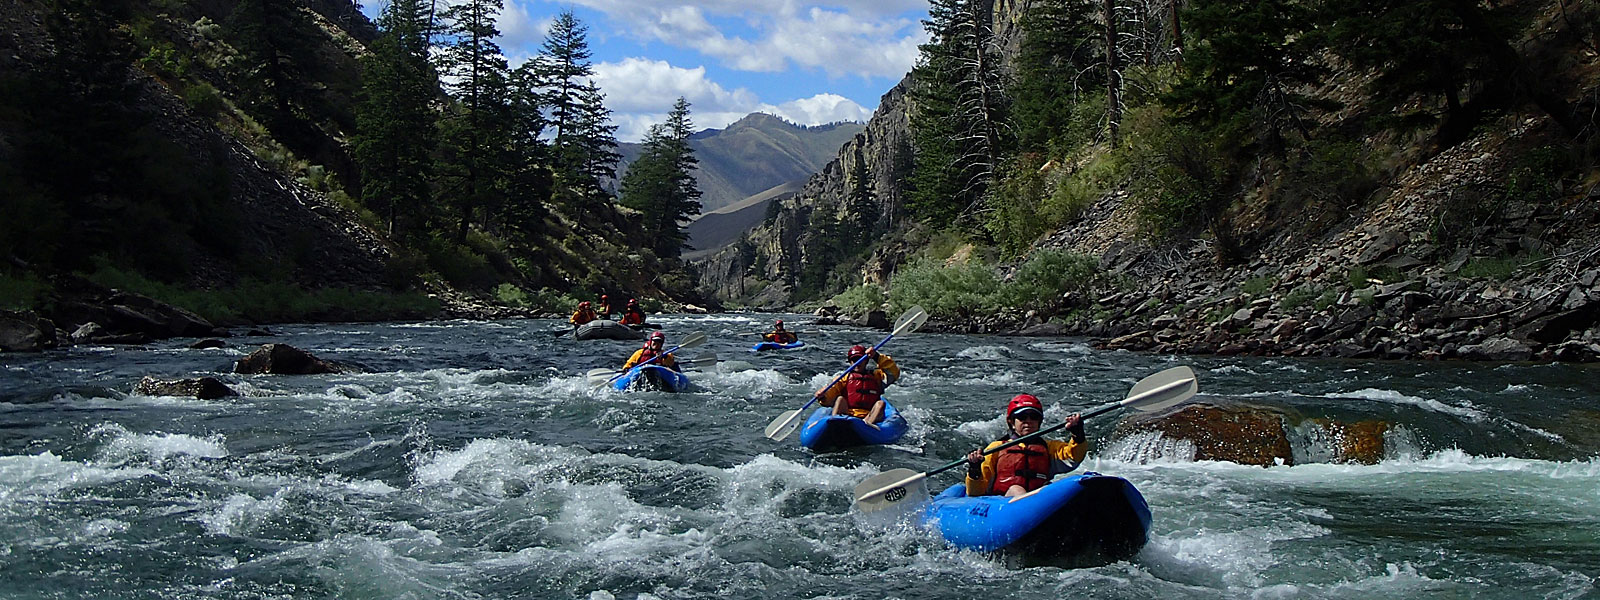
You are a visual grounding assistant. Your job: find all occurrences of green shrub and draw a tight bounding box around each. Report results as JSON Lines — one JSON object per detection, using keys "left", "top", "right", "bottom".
{"left": 1241, "top": 276, "right": 1276, "bottom": 296}
{"left": 84, "top": 264, "right": 439, "bottom": 324}
{"left": 182, "top": 82, "right": 226, "bottom": 119}
{"left": 1002, "top": 250, "right": 1098, "bottom": 308}
{"left": 1354, "top": 288, "right": 1376, "bottom": 306}
{"left": 1347, "top": 266, "right": 1371, "bottom": 288}
{"left": 524, "top": 287, "right": 581, "bottom": 313}
{"left": 425, "top": 236, "right": 498, "bottom": 290}
{"left": 830, "top": 284, "right": 887, "bottom": 315}
{"left": 1459, "top": 251, "right": 1544, "bottom": 281}
{"left": 1280, "top": 285, "right": 1321, "bottom": 311}
{"left": 0, "top": 272, "right": 52, "bottom": 311}
{"left": 888, "top": 260, "right": 1003, "bottom": 319}
{"left": 1313, "top": 290, "right": 1339, "bottom": 311}
{"left": 495, "top": 283, "right": 530, "bottom": 307}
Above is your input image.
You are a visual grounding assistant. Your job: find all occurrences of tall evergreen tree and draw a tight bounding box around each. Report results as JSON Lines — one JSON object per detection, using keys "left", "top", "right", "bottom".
{"left": 619, "top": 98, "right": 700, "bottom": 257}
{"left": 436, "top": 0, "right": 512, "bottom": 242}
{"left": 1010, "top": 0, "right": 1102, "bottom": 154}
{"left": 530, "top": 10, "right": 618, "bottom": 190}
{"left": 909, "top": 0, "right": 1009, "bottom": 227}
{"left": 353, "top": 0, "right": 438, "bottom": 238}
{"left": 225, "top": 0, "right": 320, "bottom": 130}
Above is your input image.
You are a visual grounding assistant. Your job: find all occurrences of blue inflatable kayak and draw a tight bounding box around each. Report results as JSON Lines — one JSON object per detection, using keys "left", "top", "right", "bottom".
{"left": 750, "top": 340, "right": 805, "bottom": 352}
{"left": 611, "top": 365, "right": 690, "bottom": 392}
{"left": 922, "top": 473, "right": 1151, "bottom": 565}
{"left": 797, "top": 399, "right": 908, "bottom": 450}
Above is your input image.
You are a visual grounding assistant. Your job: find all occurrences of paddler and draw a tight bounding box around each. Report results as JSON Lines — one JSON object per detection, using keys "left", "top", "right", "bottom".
{"left": 569, "top": 301, "right": 598, "bottom": 326}
{"left": 597, "top": 294, "right": 615, "bottom": 319}
{"left": 815, "top": 345, "right": 900, "bottom": 427}
{"left": 964, "top": 394, "right": 1085, "bottom": 498}
{"left": 762, "top": 319, "right": 798, "bottom": 344}
{"left": 619, "top": 298, "right": 648, "bottom": 326}
{"left": 622, "top": 331, "right": 680, "bottom": 372}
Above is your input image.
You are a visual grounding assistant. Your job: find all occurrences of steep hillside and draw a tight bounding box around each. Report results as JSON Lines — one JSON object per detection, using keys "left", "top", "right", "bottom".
{"left": 682, "top": 181, "right": 802, "bottom": 260}
{"left": 695, "top": 0, "right": 1600, "bottom": 360}
{"left": 616, "top": 113, "right": 863, "bottom": 213}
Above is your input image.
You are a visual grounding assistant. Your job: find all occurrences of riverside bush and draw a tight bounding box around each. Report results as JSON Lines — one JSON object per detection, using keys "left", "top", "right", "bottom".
{"left": 84, "top": 265, "right": 439, "bottom": 324}
{"left": 0, "top": 273, "right": 52, "bottom": 311}
{"left": 888, "top": 250, "right": 1100, "bottom": 319}
{"left": 830, "top": 285, "right": 886, "bottom": 315}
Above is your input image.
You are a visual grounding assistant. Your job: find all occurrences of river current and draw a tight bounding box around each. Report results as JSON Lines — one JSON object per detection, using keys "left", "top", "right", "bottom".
{"left": 1, "top": 314, "right": 1596, "bottom": 599}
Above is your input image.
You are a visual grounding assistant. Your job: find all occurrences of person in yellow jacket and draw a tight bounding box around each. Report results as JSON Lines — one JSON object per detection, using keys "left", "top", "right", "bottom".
{"left": 570, "top": 301, "right": 598, "bottom": 326}
{"left": 622, "top": 331, "right": 679, "bottom": 371}
{"left": 964, "top": 394, "right": 1085, "bottom": 498}
{"left": 815, "top": 345, "right": 900, "bottom": 427}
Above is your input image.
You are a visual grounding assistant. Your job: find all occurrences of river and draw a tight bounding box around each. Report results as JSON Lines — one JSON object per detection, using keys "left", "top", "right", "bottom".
{"left": 1, "top": 314, "right": 1596, "bottom": 599}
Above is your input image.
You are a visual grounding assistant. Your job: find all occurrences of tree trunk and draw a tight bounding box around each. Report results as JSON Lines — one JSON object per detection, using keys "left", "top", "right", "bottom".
{"left": 1105, "top": 0, "right": 1121, "bottom": 148}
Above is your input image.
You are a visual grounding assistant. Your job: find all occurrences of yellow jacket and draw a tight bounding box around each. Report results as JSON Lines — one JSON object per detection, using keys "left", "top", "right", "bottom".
{"left": 623, "top": 349, "right": 677, "bottom": 371}
{"left": 964, "top": 436, "right": 1085, "bottom": 497}
{"left": 817, "top": 354, "right": 900, "bottom": 412}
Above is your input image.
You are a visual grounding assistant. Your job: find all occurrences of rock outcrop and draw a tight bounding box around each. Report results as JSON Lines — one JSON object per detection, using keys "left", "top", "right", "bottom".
{"left": 234, "top": 344, "right": 345, "bottom": 375}
{"left": 134, "top": 376, "right": 238, "bottom": 399}
{"left": 0, "top": 310, "right": 60, "bottom": 352}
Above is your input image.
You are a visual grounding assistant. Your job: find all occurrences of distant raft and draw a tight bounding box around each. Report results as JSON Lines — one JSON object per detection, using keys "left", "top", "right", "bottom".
{"left": 611, "top": 365, "right": 690, "bottom": 392}
{"left": 923, "top": 473, "right": 1151, "bottom": 567}
{"left": 797, "top": 398, "right": 908, "bottom": 451}
{"left": 751, "top": 340, "right": 805, "bottom": 352}
{"left": 574, "top": 319, "right": 642, "bottom": 341}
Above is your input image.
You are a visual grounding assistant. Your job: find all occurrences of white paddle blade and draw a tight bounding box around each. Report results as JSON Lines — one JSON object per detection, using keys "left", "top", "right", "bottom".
{"left": 853, "top": 468, "right": 930, "bottom": 514}
{"left": 1124, "top": 365, "right": 1198, "bottom": 412}
{"left": 683, "top": 353, "right": 718, "bottom": 370}
{"left": 679, "top": 331, "right": 708, "bottom": 348}
{"left": 893, "top": 306, "right": 929, "bottom": 335}
{"left": 763, "top": 409, "right": 803, "bottom": 441}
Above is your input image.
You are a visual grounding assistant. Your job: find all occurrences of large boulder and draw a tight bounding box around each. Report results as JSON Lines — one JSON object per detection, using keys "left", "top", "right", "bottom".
{"left": 1456, "top": 337, "right": 1534, "bottom": 361}
{"left": 1119, "top": 403, "right": 1295, "bottom": 466}
{"left": 854, "top": 309, "right": 890, "bottom": 329}
{"left": 53, "top": 291, "right": 219, "bottom": 341}
{"left": 134, "top": 376, "right": 238, "bottom": 399}
{"left": 0, "top": 310, "right": 59, "bottom": 352}
{"left": 234, "top": 344, "right": 343, "bottom": 375}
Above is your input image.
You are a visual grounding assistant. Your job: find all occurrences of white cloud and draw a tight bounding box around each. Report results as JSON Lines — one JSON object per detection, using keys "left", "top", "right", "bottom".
{"left": 594, "top": 58, "right": 870, "bottom": 141}
{"left": 545, "top": 0, "right": 926, "bottom": 79}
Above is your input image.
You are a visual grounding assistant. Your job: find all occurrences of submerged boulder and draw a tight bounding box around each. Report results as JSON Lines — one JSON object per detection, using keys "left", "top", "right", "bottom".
{"left": 134, "top": 376, "right": 238, "bottom": 400}
{"left": 234, "top": 343, "right": 343, "bottom": 375}
{"left": 1119, "top": 403, "right": 1294, "bottom": 466}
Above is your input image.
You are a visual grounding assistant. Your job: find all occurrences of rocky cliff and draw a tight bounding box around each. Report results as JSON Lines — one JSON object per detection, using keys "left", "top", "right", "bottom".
{"left": 695, "top": 81, "right": 913, "bottom": 307}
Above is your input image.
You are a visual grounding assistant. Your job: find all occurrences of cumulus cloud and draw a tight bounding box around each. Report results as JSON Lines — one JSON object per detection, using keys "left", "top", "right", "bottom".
{"left": 546, "top": 0, "right": 926, "bottom": 79}
{"left": 593, "top": 58, "right": 870, "bottom": 141}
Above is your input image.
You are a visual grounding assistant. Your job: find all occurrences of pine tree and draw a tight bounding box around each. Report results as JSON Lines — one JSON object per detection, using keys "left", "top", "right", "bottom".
{"left": 619, "top": 98, "right": 700, "bottom": 257}
{"left": 909, "top": 0, "right": 1009, "bottom": 227}
{"left": 353, "top": 0, "right": 438, "bottom": 238}
{"left": 436, "top": 0, "right": 512, "bottom": 242}
{"left": 1010, "top": 0, "right": 1102, "bottom": 154}
{"left": 225, "top": 0, "right": 319, "bottom": 130}
{"left": 1166, "top": 0, "right": 1324, "bottom": 151}
{"left": 531, "top": 10, "right": 618, "bottom": 190}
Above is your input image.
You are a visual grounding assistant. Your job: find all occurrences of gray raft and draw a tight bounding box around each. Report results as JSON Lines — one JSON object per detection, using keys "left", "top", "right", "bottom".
{"left": 574, "top": 319, "right": 643, "bottom": 341}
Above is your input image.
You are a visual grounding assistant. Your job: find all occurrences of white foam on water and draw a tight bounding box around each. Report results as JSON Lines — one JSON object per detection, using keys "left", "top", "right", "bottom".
{"left": 90, "top": 423, "right": 228, "bottom": 465}
{"left": 1142, "top": 520, "right": 1332, "bottom": 588}
{"left": 1027, "top": 341, "right": 1093, "bottom": 354}
{"left": 956, "top": 345, "right": 1012, "bottom": 360}
{"left": 1330, "top": 388, "right": 1567, "bottom": 442}
{"left": 0, "top": 452, "right": 152, "bottom": 506}
{"left": 1102, "top": 430, "right": 1199, "bottom": 464}
{"left": 1209, "top": 364, "right": 1254, "bottom": 375}
{"left": 200, "top": 491, "right": 289, "bottom": 536}
{"left": 697, "top": 368, "right": 794, "bottom": 397}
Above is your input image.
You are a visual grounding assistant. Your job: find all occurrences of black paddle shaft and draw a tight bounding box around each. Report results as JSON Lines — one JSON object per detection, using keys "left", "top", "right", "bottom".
{"left": 924, "top": 401, "right": 1125, "bottom": 478}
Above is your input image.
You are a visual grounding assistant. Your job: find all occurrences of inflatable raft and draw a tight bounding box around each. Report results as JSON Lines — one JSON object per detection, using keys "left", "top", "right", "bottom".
{"left": 797, "top": 399, "right": 907, "bottom": 451}
{"left": 751, "top": 340, "right": 805, "bottom": 352}
{"left": 611, "top": 365, "right": 690, "bottom": 392}
{"left": 574, "top": 319, "right": 643, "bottom": 341}
{"left": 923, "top": 473, "right": 1150, "bottom": 565}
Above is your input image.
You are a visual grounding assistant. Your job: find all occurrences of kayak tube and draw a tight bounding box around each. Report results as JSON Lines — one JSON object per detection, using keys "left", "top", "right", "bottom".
{"left": 922, "top": 473, "right": 1151, "bottom": 567}
{"left": 750, "top": 340, "right": 806, "bottom": 352}
{"left": 797, "top": 398, "right": 907, "bottom": 451}
{"left": 574, "top": 319, "right": 643, "bottom": 341}
{"left": 611, "top": 364, "right": 690, "bottom": 392}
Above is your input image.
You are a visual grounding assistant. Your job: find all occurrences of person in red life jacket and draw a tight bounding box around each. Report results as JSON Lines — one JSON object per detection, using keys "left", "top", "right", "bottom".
{"left": 815, "top": 345, "right": 900, "bottom": 427}
{"left": 964, "top": 394, "right": 1085, "bottom": 498}
{"left": 762, "top": 320, "right": 798, "bottom": 344}
{"left": 622, "top": 331, "right": 679, "bottom": 371}
{"left": 619, "top": 299, "right": 647, "bottom": 326}
{"left": 570, "top": 301, "right": 598, "bottom": 326}
{"left": 597, "top": 294, "right": 615, "bottom": 320}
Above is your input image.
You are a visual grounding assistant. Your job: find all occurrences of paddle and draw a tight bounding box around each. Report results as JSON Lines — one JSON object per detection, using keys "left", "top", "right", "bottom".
{"left": 851, "top": 365, "right": 1200, "bottom": 514}
{"left": 762, "top": 306, "right": 929, "bottom": 441}
{"left": 592, "top": 331, "right": 708, "bottom": 388}
{"left": 585, "top": 352, "right": 717, "bottom": 385}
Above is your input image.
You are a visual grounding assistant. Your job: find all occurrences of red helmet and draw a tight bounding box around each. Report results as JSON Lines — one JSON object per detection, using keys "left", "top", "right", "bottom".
{"left": 649, "top": 331, "right": 666, "bottom": 342}
{"left": 774, "top": 320, "right": 785, "bottom": 329}
{"left": 628, "top": 299, "right": 639, "bottom": 306}
{"left": 846, "top": 345, "right": 869, "bottom": 361}
{"left": 1007, "top": 394, "right": 1044, "bottom": 420}
{"left": 579, "top": 301, "right": 591, "bottom": 308}
{"left": 601, "top": 294, "right": 608, "bottom": 300}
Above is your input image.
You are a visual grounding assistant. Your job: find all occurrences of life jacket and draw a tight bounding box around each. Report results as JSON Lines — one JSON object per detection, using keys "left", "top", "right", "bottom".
{"left": 620, "top": 308, "right": 645, "bottom": 325}
{"left": 637, "top": 347, "right": 659, "bottom": 364}
{"left": 766, "top": 331, "right": 796, "bottom": 343}
{"left": 992, "top": 439, "right": 1053, "bottom": 493}
{"left": 843, "top": 371, "right": 883, "bottom": 412}
{"left": 571, "top": 308, "right": 596, "bottom": 324}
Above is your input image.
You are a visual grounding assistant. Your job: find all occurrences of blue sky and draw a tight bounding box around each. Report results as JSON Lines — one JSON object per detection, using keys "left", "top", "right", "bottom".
{"left": 359, "top": 0, "right": 930, "bottom": 141}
